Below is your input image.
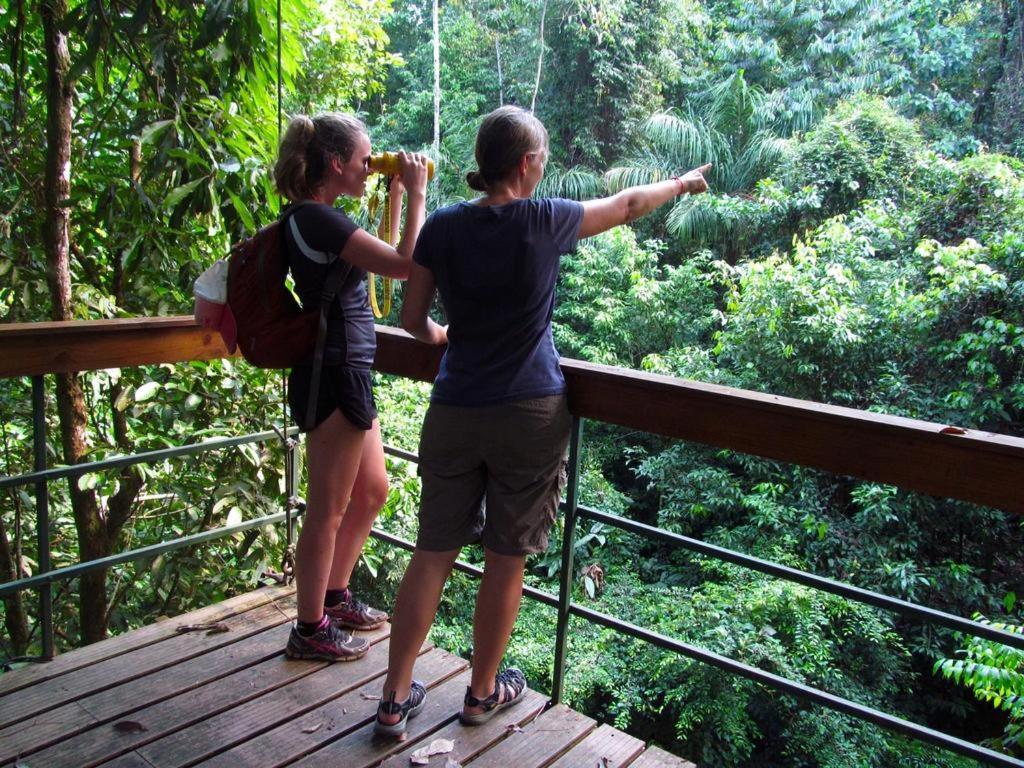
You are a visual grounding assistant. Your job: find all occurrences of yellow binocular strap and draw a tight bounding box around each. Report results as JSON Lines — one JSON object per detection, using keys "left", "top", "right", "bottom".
{"left": 367, "top": 188, "right": 393, "bottom": 319}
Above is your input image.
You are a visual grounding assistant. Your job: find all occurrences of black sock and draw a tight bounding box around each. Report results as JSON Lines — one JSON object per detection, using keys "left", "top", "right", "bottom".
{"left": 297, "top": 616, "right": 323, "bottom": 637}
{"left": 324, "top": 588, "right": 349, "bottom": 607}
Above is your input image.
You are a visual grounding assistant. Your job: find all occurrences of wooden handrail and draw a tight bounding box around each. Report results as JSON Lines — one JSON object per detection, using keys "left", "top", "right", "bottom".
{"left": 2, "top": 317, "right": 1023, "bottom": 513}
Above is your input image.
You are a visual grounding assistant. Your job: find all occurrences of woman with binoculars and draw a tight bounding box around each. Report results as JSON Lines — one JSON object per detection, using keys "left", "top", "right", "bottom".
{"left": 375, "top": 105, "right": 711, "bottom": 735}
{"left": 273, "top": 112, "right": 431, "bottom": 662}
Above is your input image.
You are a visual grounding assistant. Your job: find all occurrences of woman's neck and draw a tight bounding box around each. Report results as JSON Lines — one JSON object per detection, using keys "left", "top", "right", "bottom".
{"left": 478, "top": 181, "right": 530, "bottom": 206}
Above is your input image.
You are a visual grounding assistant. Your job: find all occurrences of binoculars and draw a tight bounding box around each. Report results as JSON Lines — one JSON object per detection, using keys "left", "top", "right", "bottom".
{"left": 368, "top": 152, "right": 436, "bottom": 181}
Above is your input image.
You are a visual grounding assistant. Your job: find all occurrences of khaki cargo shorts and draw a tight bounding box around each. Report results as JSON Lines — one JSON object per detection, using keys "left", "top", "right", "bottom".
{"left": 416, "top": 394, "right": 571, "bottom": 556}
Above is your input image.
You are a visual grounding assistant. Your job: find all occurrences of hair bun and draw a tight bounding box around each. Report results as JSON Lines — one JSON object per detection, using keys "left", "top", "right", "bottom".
{"left": 466, "top": 170, "right": 487, "bottom": 192}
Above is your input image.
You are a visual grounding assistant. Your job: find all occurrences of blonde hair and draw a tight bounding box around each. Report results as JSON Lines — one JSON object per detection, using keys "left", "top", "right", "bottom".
{"left": 466, "top": 106, "right": 549, "bottom": 192}
{"left": 274, "top": 113, "right": 367, "bottom": 201}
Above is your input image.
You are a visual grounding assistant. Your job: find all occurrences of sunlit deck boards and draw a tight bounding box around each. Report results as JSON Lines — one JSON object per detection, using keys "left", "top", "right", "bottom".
{"left": 0, "top": 586, "right": 695, "bottom": 768}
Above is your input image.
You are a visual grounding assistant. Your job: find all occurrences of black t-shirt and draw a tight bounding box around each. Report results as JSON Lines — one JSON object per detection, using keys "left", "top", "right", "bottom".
{"left": 283, "top": 202, "right": 376, "bottom": 369}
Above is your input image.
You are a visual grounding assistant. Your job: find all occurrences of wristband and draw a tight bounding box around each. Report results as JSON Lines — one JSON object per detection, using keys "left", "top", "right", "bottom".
{"left": 671, "top": 176, "right": 686, "bottom": 196}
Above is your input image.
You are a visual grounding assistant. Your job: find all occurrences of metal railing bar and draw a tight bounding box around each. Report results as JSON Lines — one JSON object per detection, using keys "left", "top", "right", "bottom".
{"left": 379, "top": 441, "right": 1024, "bottom": 651}
{"left": 0, "top": 510, "right": 294, "bottom": 598}
{"left": 569, "top": 601, "right": 1024, "bottom": 768}
{"left": 579, "top": 506, "right": 1024, "bottom": 652}
{"left": 0, "top": 428, "right": 300, "bottom": 492}
{"left": 383, "top": 446, "right": 419, "bottom": 464}
{"left": 367, "top": 527, "right": 560, "bottom": 609}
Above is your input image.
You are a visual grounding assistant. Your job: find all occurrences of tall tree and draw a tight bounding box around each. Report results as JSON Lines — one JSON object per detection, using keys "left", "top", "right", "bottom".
{"left": 530, "top": 0, "right": 547, "bottom": 111}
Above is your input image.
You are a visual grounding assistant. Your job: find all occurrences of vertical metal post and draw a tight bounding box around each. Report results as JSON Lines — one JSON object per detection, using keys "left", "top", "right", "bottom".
{"left": 32, "top": 375, "right": 54, "bottom": 660}
{"left": 285, "top": 439, "right": 299, "bottom": 540}
{"left": 282, "top": 373, "right": 297, "bottom": 585}
{"left": 550, "top": 416, "right": 583, "bottom": 705}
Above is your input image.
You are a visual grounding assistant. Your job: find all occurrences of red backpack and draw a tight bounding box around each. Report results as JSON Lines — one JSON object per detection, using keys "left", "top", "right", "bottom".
{"left": 196, "top": 203, "right": 349, "bottom": 430}
{"left": 224, "top": 214, "right": 317, "bottom": 368}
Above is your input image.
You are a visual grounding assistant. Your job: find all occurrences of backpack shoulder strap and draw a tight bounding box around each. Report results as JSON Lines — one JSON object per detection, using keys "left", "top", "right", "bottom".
{"left": 301, "top": 209, "right": 356, "bottom": 432}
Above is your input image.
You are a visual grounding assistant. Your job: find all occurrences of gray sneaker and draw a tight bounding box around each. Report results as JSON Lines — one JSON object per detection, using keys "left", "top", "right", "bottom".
{"left": 285, "top": 615, "right": 369, "bottom": 661}
{"left": 325, "top": 589, "right": 388, "bottom": 631}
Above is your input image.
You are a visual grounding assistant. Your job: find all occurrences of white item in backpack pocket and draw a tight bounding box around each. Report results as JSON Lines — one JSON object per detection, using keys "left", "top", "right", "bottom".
{"left": 194, "top": 259, "right": 228, "bottom": 330}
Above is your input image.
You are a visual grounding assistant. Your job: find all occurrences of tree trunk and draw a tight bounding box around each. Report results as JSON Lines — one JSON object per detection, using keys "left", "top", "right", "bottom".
{"left": 432, "top": 0, "right": 440, "bottom": 156}
{"left": 495, "top": 36, "right": 504, "bottom": 106}
{"left": 530, "top": 0, "right": 548, "bottom": 112}
{"left": 0, "top": 512, "right": 30, "bottom": 656}
{"left": 42, "top": 0, "right": 111, "bottom": 645}
{"left": 9, "top": 0, "right": 27, "bottom": 134}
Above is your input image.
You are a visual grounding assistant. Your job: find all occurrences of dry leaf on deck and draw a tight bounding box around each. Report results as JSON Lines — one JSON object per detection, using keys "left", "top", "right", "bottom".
{"left": 410, "top": 738, "right": 456, "bottom": 764}
{"left": 301, "top": 722, "right": 323, "bottom": 734}
{"left": 113, "top": 720, "right": 148, "bottom": 734}
{"left": 175, "top": 622, "right": 230, "bottom": 635}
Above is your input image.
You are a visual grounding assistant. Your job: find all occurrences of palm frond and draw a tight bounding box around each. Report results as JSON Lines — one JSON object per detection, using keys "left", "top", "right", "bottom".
{"left": 642, "top": 113, "right": 718, "bottom": 169}
{"left": 603, "top": 165, "right": 665, "bottom": 193}
{"left": 708, "top": 71, "right": 766, "bottom": 136}
{"left": 665, "top": 195, "right": 730, "bottom": 243}
{"left": 536, "top": 165, "right": 601, "bottom": 200}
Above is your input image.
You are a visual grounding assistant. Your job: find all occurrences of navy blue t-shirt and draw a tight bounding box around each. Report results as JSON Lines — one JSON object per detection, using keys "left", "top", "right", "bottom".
{"left": 412, "top": 198, "right": 584, "bottom": 405}
{"left": 283, "top": 202, "right": 376, "bottom": 369}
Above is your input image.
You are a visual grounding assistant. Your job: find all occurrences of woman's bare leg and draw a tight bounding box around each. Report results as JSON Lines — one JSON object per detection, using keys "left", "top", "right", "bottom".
{"left": 327, "top": 419, "right": 388, "bottom": 590}
{"left": 295, "top": 409, "right": 366, "bottom": 624}
{"left": 378, "top": 547, "right": 460, "bottom": 722}
{"left": 464, "top": 547, "right": 526, "bottom": 713}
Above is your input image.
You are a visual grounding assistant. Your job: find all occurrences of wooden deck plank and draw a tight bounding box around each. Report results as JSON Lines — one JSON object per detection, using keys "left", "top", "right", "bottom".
{"left": 199, "top": 649, "right": 467, "bottom": 768}
{"left": 93, "top": 753, "right": 157, "bottom": 768}
{"left": 1, "top": 587, "right": 698, "bottom": 768}
{"left": 378, "top": 687, "right": 548, "bottom": 768}
{"left": 19, "top": 622, "right": 389, "bottom": 768}
{"left": 0, "top": 593, "right": 296, "bottom": 729}
{"left": 0, "top": 619, "right": 293, "bottom": 764}
{"left": 142, "top": 641, "right": 451, "bottom": 768}
{"left": 630, "top": 745, "right": 698, "bottom": 768}
{"left": 293, "top": 667, "right": 472, "bottom": 768}
{"left": 0, "top": 585, "right": 293, "bottom": 698}
{"left": 464, "top": 703, "right": 596, "bottom": 768}
{"left": 547, "top": 723, "right": 645, "bottom": 768}
{"left": 2, "top": 699, "right": 101, "bottom": 767}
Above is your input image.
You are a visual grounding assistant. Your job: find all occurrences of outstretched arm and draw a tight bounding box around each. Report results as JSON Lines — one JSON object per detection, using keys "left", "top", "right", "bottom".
{"left": 579, "top": 163, "right": 712, "bottom": 239}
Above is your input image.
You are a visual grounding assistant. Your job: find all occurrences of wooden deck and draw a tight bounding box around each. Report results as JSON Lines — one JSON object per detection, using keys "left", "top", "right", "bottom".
{"left": 0, "top": 586, "right": 694, "bottom": 768}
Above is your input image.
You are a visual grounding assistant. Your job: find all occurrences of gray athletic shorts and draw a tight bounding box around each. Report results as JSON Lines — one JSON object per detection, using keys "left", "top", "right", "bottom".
{"left": 416, "top": 394, "right": 571, "bottom": 556}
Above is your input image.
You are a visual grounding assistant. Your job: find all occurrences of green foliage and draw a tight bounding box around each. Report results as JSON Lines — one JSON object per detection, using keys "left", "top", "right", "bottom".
{"left": 784, "top": 96, "right": 925, "bottom": 222}
{"left": 936, "top": 619, "right": 1024, "bottom": 755}
{"left": 554, "top": 228, "right": 718, "bottom": 366}
{"left": 692, "top": 0, "right": 995, "bottom": 147}
{"left": 556, "top": 567, "right": 923, "bottom": 767}
{"left": 608, "top": 72, "right": 790, "bottom": 255}
{"left": 918, "top": 153, "right": 1024, "bottom": 243}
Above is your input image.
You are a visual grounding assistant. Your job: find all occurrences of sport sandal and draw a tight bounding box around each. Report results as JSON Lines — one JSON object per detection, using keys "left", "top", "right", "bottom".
{"left": 459, "top": 667, "right": 528, "bottom": 726}
{"left": 374, "top": 680, "right": 427, "bottom": 737}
